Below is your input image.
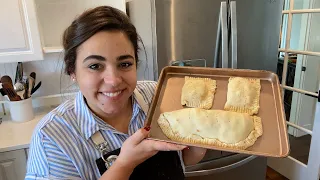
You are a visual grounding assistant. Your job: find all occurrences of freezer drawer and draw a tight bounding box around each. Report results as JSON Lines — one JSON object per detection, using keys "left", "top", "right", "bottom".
{"left": 185, "top": 153, "right": 267, "bottom": 180}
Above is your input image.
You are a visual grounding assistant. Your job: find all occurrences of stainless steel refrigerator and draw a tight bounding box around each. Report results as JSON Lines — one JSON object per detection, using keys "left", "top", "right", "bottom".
{"left": 151, "top": 0, "right": 283, "bottom": 75}
{"left": 127, "top": 0, "right": 283, "bottom": 179}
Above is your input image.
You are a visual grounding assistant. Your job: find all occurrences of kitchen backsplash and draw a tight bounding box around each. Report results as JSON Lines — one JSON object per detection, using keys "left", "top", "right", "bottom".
{"left": 0, "top": 50, "right": 152, "bottom": 114}
{"left": 0, "top": 53, "right": 76, "bottom": 97}
{"left": 0, "top": 53, "right": 76, "bottom": 114}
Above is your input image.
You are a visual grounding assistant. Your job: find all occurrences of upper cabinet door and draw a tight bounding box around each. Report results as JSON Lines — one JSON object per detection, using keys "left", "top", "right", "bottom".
{"left": 0, "top": 0, "right": 43, "bottom": 63}
{"left": 36, "top": 0, "right": 126, "bottom": 53}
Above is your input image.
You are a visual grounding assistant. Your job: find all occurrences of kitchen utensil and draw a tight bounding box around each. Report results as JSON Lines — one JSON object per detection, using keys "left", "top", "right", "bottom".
{"left": 30, "top": 72, "right": 36, "bottom": 89}
{"left": 31, "top": 81, "right": 41, "bottom": 95}
{"left": 1, "top": 76, "right": 14, "bottom": 88}
{"left": 0, "top": 89, "right": 6, "bottom": 96}
{"left": 14, "top": 62, "right": 23, "bottom": 84}
{"left": 2, "top": 83, "right": 22, "bottom": 101}
{"left": 13, "top": 81, "right": 25, "bottom": 100}
{"left": 27, "top": 75, "right": 34, "bottom": 98}
{"left": 17, "top": 91, "right": 25, "bottom": 100}
{"left": 0, "top": 76, "right": 21, "bottom": 101}
{"left": 0, "top": 83, "right": 6, "bottom": 96}
{"left": 30, "top": 72, "right": 36, "bottom": 82}
{"left": 23, "top": 80, "right": 29, "bottom": 99}
{"left": 14, "top": 82, "right": 25, "bottom": 91}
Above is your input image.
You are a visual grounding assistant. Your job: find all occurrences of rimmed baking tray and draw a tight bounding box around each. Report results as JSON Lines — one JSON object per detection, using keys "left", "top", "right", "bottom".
{"left": 146, "top": 66, "right": 290, "bottom": 158}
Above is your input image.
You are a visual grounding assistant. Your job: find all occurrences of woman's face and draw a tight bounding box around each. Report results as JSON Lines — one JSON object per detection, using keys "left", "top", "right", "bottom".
{"left": 74, "top": 31, "right": 137, "bottom": 116}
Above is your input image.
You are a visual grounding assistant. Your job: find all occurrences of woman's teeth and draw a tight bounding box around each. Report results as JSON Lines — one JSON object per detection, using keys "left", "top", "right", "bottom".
{"left": 102, "top": 91, "right": 122, "bottom": 97}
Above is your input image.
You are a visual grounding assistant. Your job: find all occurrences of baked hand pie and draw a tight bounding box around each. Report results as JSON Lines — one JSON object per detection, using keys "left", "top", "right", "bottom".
{"left": 224, "top": 77, "right": 261, "bottom": 115}
{"left": 181, "top": 76, "right": 216, "bottom": 109}
{"left": 158, "top": 108, "right": 263, "bottom": 150}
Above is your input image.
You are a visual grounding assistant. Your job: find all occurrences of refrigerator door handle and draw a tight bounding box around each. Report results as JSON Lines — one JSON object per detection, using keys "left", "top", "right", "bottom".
{"left": 230, "top": 1, "right": 238, "bottom": 69}
{"left": 184, "top": 155, "right": 257, "bottom": 177}
{"left": 213, "top": 9, "right": 221, "bottom": 68}
{"left": 221, "top": 2, "right": 229, "bottom": 68}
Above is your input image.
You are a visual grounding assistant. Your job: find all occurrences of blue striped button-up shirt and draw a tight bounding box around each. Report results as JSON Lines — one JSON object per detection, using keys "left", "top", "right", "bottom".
{"left": 25, "top": 81, "right": 173, "bottom": 179}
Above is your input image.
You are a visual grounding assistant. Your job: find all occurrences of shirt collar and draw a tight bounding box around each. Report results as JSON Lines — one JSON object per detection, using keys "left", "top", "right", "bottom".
{"left": 74, "top": 92, "right": 100, "bottom": 140}
{"left": 74, "top": 91, "right": 144, "bottom": 140}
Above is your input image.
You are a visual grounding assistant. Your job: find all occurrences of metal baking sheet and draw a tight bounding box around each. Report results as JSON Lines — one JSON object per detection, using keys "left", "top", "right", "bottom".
{"left": 146, "top": 66, "right": 290, "bottom": 158}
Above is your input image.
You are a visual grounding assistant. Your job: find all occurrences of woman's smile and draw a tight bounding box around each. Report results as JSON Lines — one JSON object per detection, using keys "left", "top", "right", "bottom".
{"left": 98, "top": 89, "right": 126, "bottom": 101}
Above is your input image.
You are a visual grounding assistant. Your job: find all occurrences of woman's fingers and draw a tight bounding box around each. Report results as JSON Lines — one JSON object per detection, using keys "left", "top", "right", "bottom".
{"left": 127, "top": 128, "right": 150, "bottom": 145}
{"left": 127, "top": 128, "right": 186, "bottom": 152}
{"left": 143, "top": 140, "right": 187, "bottom": 151}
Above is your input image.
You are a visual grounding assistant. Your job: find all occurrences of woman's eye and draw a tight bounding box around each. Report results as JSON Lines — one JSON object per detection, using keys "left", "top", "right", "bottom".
{"left": 88, "top": 64, "right": 102, "bottom": 70}
{"left": 119, "top": 62, "right": 133, "bottom": 69}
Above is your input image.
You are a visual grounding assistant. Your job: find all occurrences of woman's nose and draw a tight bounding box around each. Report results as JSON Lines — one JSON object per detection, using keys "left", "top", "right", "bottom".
{"left": 103, "top": 70, "right": 122, "bottom": 87}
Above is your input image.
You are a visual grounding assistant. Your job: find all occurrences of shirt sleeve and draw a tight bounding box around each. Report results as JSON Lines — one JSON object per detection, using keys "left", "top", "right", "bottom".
{"left": 25, "top": 131, "right": 50, "bottom": 179}
{"left": 25, "top": 129, "right": 80, "bottom": 179}
{"left": 136, "top": 80, "right": 158, "bottom": 105}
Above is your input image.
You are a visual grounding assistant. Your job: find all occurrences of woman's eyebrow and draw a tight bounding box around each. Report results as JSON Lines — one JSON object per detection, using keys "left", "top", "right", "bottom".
{"left": 83, "top": 55, "right": 106, "bottom": 62}
{"left": 117, "top": 54, "right": 134, "bottom": 61}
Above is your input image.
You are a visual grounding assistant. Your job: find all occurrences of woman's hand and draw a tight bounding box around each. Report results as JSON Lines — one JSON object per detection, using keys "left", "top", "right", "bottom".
{"left": 100, "top": 127, "right": 186, "bottom": 180}
{"left": 116, "top": 127, "right": 186, "bottom": 170}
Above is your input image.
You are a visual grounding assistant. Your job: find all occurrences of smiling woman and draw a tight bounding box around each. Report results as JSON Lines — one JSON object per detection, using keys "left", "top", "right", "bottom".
{"left": 25, "top": 6, "right": 206, "bottom": 180}
{"left": 73, "top": 31, "right": 138, "bottom": 126}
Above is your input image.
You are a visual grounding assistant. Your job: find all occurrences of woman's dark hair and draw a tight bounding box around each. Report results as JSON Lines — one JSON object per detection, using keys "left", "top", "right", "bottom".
{"left": 62, "top": 6, "right": 140, "bottom": 75}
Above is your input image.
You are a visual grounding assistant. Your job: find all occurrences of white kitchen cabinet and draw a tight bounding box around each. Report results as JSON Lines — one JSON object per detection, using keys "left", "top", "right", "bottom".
{"left": 0, "top": 0, "right": 126, "bottom": 63}
{"left": 0, "top": 0, "right": 43, "bottom": 63}
{"left": 0, "top": 149, "right": 27, "bottom": 180}
{"left": 35, "top": 0, "right": 126, "bottom": 53}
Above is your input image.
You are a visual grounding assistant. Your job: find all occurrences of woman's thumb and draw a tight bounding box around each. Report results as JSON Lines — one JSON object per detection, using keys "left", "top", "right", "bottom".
{"left": 128, "top": 127, "right": 150, "bottom": 145}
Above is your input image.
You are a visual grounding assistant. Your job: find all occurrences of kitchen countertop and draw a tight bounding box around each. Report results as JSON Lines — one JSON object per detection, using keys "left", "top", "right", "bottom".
{"left": 0, "top": 107, "right": 53, "bottom": 153}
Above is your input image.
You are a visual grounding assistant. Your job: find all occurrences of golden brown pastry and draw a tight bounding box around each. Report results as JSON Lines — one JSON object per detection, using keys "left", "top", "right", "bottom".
{"left": 157, "top": 108, "right": 263, "bottom": 150}
{"left": 224, "top": 77, "right": 261, "bottom": 115}
{"left": 181, "top": 76, "right": 216, "bottom": 109}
